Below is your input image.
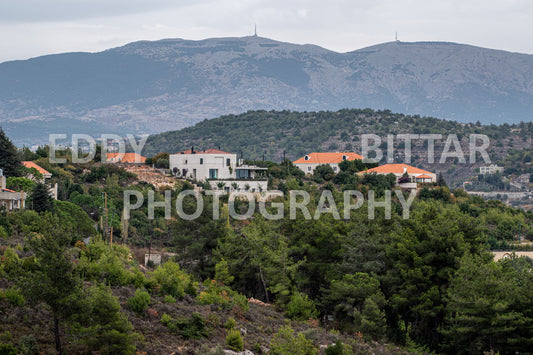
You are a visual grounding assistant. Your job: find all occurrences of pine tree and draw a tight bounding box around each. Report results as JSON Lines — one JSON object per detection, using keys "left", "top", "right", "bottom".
{"left": 0, "top": 128, "right": 21, "bottom": 176}
{"left": 30, "top": 182, "right": 54, "bottom": 213}
{"left": 437, "top": 172, "right": 447, "bottom": 187}
{"left": 20, "top": 214, "right": 82, "bottom": 354}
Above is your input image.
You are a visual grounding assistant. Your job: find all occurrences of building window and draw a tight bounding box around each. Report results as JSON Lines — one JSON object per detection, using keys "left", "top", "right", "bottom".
{"left": 304, "top": 155, "right": 309, "bottom": 161}
{"left": 333, "top": 166, "right": 337, "bottom": 172}
{"left": 342, "top": 155, "right": 347, "bottom": 160}
{"left": 209, "top": 169, "right": 218, "bottom": 179}
{"left": 236, "top": 169, "right": 250, "bottom": 179}
{"left": 185, "top": 159, "right": 188, "bottom": 164}
{"left": 200, "top": 158, "right": 203, "bottom": 164}
{"left": 226, "top": 158, "right": 231, "bottom": 166}
{"left": 307, "top": 166, "right": 311, "bottom": 172}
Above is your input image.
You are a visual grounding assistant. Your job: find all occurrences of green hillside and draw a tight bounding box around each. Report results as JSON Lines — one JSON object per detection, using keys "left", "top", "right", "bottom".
{"left": 144, "top": 109, "right": 532, "bottom": 159}
{"left": 143, "top": 109, "right": 533, "bottom": 186}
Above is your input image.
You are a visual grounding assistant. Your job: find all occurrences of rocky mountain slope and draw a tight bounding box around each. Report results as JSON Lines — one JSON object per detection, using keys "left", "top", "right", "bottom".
{"left": 1, "top": 36, "right": 532, "bottom": 145}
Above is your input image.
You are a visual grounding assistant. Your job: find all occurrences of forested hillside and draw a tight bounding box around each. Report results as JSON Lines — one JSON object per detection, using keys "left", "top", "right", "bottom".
{"left": 144, "top": 109, "right": 533, "bottom": 186}
{"left": 1, "top": 128, "right": 533, "bottom": 354}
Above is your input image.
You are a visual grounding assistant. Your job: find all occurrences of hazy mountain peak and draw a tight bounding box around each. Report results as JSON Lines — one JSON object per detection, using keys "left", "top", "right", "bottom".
{"left": 1, "top": 36, "right": 532, "bottom": 145}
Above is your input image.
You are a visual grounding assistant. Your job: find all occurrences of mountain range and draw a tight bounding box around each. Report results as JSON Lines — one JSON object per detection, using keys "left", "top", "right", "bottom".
{"left": 1, "top": 36, "right": 533, "bottom": 145}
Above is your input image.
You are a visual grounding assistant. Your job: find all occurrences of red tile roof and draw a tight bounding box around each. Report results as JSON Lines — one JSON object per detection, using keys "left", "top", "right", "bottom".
{"left": 106, "top": 153, "right": 146, "bottom": 163}
{"left": 293, "top": 152, "right": 364, "bottom": 164}
{"left": 22, "top": 161, "right": 51, "bottom": 176}
{"left": 360, "top": 164, "right": 434, "bottom": 175}
{"left": 416, "top": 174, "right": 432, "bottom": 179}
{"left": 177, "top": 149, "right": 232, "bottom": 155}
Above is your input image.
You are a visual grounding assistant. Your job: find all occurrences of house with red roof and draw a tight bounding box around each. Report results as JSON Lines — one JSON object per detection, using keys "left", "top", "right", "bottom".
{"left": 22, "top": 161, "right": 58, "bottom": 199}
{"left": 106, "top": 153, "right": 146, "bottom": 164}
{"left": 22, "top": 161, "right": 52, "bottom": 179}
{"left": 169, "top": 148, "right": 268, "bottom": 191}
{"left": 293, "top": 152, "right": 364, "bottom": 175}
{"left": 358, "top": 164, "right": 436, "bottom": 186}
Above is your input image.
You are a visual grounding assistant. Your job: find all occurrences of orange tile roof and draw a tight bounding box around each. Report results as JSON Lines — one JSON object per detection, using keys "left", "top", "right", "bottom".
{"left": 360, "top": 164, "right": 434, "bottom": 175}
{"left": 107, "top": 153, "right": 146, "bottom": 163}
{"left": 416, "top": 174, "right": 432, "bottom": 179}
{"left": 177, "top": 149, "right": 232, "bottom": 155}
{"left": 22, "top": 161, "right": 51, "bottom": 176}
{"left": 293, "top": 152, "right": 364, "bottom": 164}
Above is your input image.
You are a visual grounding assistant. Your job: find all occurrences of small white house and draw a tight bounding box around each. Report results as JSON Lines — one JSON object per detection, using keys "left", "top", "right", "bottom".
{"left": 479, "top": 164, "right": 504, "bottom": 175}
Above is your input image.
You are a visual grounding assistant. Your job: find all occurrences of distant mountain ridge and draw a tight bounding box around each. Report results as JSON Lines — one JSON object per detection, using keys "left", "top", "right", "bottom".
{"left": 1, "top": 36, "right": 533, "bottom": 145}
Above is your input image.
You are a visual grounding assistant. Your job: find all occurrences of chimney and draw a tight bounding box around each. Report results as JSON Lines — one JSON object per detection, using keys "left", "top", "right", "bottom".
{"left": 1, "top": 176, "right": 5, "bottom": 190}
{"left": 191, "top": 146, "right": 195, "bottom": 154}
{"left": 403, "top": 166, "right": 407, "bottom": 174}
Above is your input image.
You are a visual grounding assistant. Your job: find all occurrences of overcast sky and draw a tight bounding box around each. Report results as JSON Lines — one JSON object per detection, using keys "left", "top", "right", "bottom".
{"left": 1, "top": 0, "right": 532, "bottom": 63}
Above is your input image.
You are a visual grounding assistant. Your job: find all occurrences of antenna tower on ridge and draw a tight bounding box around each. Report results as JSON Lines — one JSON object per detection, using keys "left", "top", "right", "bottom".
{"left": 254, "top": 24, "right": 257, "bottom": 37}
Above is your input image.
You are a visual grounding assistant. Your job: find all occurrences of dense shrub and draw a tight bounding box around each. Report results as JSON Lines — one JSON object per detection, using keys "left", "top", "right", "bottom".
{"left": 285, "top": 292, "right": 318, "bottom": 321}
{"left": 269, "top": 325, "right": 317, "bottom": 355}
{"left": 197, "top": 279, "right": 249, "bottom": 312}
{"left": 127, "top": 289, "right": 151, "bottom": 315}
{"left": 0, "top": 343, "right": 18, "bottom": 355}
{"left": 18, "top": 334, "right": 38, "bottom": 355}
{"left": 4, "top": 288, "right": 25, "bottom": 307}
{"left": 226, "top": 329, "right": 244, "bottom": 351}
{"left": 150, "top": 261, "right": 196, "bottom": 298}
{"left": 324, "top": 340, "right": 352, "bottom": 355}
{"left": 163, "top": 295, "right": 176, "bottom": 303}
{"left": 224, "top": 316, "right": 236, "bottom": 330}
{"left": 76, "top": 238, "right": 136, "bottom": 286}
{"left": 160, "top": 312, "right": 208, "bottom": 339}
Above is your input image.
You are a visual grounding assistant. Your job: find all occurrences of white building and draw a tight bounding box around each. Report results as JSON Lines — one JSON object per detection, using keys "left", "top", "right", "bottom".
{"left": 293, "top": 152, "right": 364, "bottom": 174}
{"left": 479, "top": 164, "right": 504, "bottom": 175}
{"left": 0, "top": 171, "right": 27, "bottom": 211}
{"left": 169, "top": 148, "right": 268, "bottom": 192}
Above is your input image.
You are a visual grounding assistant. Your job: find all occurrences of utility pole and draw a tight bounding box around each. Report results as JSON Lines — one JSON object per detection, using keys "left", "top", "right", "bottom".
{"left": 102, "top": 192, "right": 109, "bottom": 241}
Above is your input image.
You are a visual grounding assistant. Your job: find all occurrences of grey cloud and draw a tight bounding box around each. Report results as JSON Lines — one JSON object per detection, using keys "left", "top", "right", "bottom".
{"left": 0, "top": 0, "right": 209, "bottom": 22}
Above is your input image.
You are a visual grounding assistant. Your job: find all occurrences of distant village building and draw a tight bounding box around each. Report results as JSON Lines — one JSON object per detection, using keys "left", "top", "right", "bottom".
{"left": 293, "top": 152, "right": 364, "bottom": 174}
{"left": 106, "top": 153, "right": 146, "bottom": 164}
{"left": 169, "top": 148, "right": 268, "bottom": 191}
{"left": 479, "top": 164, "right": 504, "bottom": 175}
{"left": 518, "top": 173, "right": 531, "bottom": 185}
{"left": 358, "top": 164, "right": 436, "bottom": 187}
{"left": 0, "top": 169, "right": 26, "bottom": 211}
